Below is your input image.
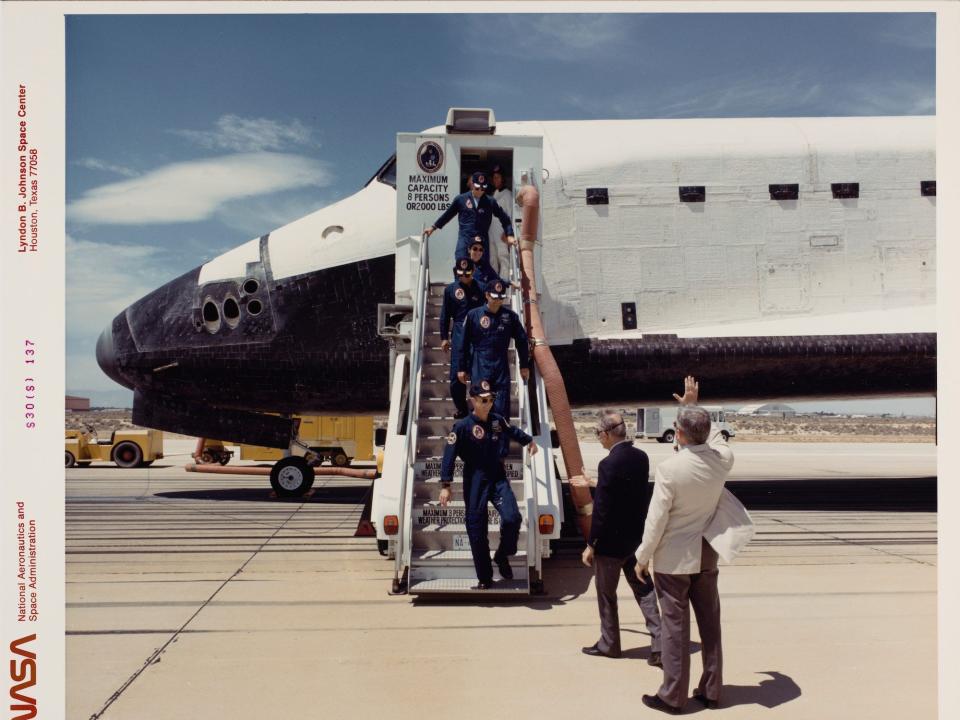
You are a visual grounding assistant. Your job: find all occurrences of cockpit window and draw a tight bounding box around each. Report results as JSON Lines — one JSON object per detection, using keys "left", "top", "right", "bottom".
{"left": 365, "top": 153, "right": 397, "bottom": 189}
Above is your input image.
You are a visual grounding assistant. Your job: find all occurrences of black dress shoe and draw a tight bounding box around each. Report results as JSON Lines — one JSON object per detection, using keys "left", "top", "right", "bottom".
{"left": 647, "top": 651, "right": 662, "bottom": 667}
{"left": 471, "top": 581, "right": 493, "bottom": 590}
{"left": 692, "top": 692, "right": 719, "bottom": 709}
{"left": 641, "top": 694, "right": 682, "bottom": 715}
{"left": 494, "top": 553, "right": 514, "bottom": 579}
{"left": 581, "top": 643, "right": 621, "bottom": 659}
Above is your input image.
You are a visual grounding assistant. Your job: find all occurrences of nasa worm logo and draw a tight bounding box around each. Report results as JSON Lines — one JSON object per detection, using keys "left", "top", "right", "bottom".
{"left": 446, "top": 432, "right": 457, "bottom": 445}
{"left": 480, "top": 315, "right": 491, "bottom": 329}
{"left": 472, "top": 425, "right": 486, "bottom": 440}
{"left": 416, "top": 141, "right": 444, "bottom": 173}
{"left": 480, "top": 380, "right": 490, "bottom": 391}
{"left": 454, "top": 288, "right": 465, "bottom": 300}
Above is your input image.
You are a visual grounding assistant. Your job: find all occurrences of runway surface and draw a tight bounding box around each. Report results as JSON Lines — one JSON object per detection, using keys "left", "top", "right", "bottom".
{"left": 67, "top": 440, "right": 938, "bottom": 719}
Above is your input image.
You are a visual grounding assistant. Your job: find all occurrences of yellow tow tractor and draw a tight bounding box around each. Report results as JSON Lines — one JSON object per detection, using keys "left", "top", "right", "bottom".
{"left": 194, "top": 416, "right": 375, "bottom": 467}
{"left": 65, "top": 427, "right": 164, "bottom": 468}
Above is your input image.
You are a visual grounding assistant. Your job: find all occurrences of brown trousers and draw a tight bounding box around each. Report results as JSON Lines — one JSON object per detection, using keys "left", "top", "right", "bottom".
{"left": 594, "top": 553, "right": 661, "bottom": 655}
{"left": 652, "top": 538, "right": 723, "bottom": 708}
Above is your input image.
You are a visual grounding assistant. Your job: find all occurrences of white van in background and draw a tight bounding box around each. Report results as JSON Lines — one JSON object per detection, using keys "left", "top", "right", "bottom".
{"left": 635, "top": 406, "right": 736, "bottom": 443}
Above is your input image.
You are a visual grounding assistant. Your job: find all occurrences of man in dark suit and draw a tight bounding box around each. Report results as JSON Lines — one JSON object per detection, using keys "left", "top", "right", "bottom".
{"left": 581, "top": 410, "right": 662, "bottom": 663}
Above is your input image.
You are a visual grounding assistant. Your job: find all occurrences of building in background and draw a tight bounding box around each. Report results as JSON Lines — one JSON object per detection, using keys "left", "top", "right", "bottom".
{"left": 736, "top": 403, "right": 797, "bottom": 417}
{"left": 66, "top": 395, "right": 90, "bottom": 412}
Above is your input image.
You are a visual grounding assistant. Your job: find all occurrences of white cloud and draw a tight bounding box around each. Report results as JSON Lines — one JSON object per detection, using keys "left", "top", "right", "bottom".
{"left": 213, "top": 192, "right": 334, "bottom": 237}
{"left": 67, "top": 152, "right": 332, "bottom": 225}
{"left": 461, "top": 13, "right": 634, "bottom": 62}
{"left": 74, "top": 157, "right": 139, "bottom": 178}
{"left": 172, "top": 115, "right": 318, "bottom": 152}
{"left": 528, "top": 14, "right": 627, "bottom": 52}
{"left": 65, "top": 234, "right": 166, "bottom": 350}
{"left": 657, "top": 73, "right": 825, "bottom": 118}
{"left": 833, "top": 80, "right": 935, "bottom": 116}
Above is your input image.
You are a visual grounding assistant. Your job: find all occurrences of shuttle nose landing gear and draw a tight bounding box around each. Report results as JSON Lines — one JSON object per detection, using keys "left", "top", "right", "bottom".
{"left": 270, "top": 456, "right": 316, "bottom": 497}
{"left": 269, "top": 438, "right": 320, "bottom": 497}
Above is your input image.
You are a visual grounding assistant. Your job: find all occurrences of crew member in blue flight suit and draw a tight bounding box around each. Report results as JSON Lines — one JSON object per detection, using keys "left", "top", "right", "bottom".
{"left": 467, "top": 237, "right": 500, "bottom": 291}
{"left": 439, "top": 382, "right": 539, "bottom": 589}
{"left": 440, "top": 258, "right": 486, "bottom": 419}
{"left": 423, "top": 171, "right": 515, "bottom": 260}
{"left": 458, "top": 279, "right": 530, "bottom": 424}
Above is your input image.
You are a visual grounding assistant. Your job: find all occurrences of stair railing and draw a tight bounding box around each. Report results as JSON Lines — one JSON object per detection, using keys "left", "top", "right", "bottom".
{"left": 392, "top": 231, "right": 430, "bottom": 588}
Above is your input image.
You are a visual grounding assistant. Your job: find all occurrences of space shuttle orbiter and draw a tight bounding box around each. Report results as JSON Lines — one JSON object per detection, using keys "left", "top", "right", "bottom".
{"left": 97, "top": 109, "right": 936, "bottom": 448}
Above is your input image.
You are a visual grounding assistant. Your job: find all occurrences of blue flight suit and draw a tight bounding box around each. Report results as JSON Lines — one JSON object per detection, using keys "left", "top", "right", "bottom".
{"left": 440, "top": 412, "right": 532, "bottom": 584}
{"left": 439, "top": 279, "right": 485, "bottom": 416}
{"left": 432, "top": 191, "right": 515, "bottom": 260}
{"left": 459, "top": 305, "right": 530, "bottom": 423}
{"left": 472, "top": 260, "right": 500, "bottom": 293}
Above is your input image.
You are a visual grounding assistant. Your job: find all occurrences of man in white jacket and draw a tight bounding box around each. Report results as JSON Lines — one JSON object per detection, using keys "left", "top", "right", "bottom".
{"left": 635, "top": 376, "right": 734, "bottom": 714}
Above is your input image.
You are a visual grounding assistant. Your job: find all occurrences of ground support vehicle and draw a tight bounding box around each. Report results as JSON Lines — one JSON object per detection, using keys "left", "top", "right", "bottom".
{"left": 240, "top": 416, "right": 375, "bottom": 468}
{"left": 635, "top": 405, "right": 736, "bottom": 443}
{"left": 65, "top": 428, "right": 164, "bottom": 468}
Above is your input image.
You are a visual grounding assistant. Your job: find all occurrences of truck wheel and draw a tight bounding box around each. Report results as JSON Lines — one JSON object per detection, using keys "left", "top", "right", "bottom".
{"left": 270, "top": 457, "right": 315, "bottom": 497}
{"left": 332, "top": 450, "right": 350, "bottom": 467}
{"left": 199, "top": 451, "right": 215, "bottom": 464}
{"left": 661, "top": 429, "right": 676, "bottom": 444}
{"left": 218, "top": 453, "right": 231, "bottom": 466}
{"left": 113, "top": 441, "right": 143, "bottom": 468}
{"left": 721, "top": 431, "right": 731, "bottom": 441}
{"left": 65, "top": 451, "right": 76, "bottom": 468}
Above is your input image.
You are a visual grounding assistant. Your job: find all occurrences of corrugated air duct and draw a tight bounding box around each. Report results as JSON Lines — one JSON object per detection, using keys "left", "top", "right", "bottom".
{"left": 516, "top": 182, "right": 593, "bottom": 538}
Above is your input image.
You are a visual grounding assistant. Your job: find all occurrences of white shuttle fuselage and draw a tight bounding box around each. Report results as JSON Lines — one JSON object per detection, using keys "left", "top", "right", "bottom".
{"left": 98, "top": 113, "right": 936, "bottom": 446}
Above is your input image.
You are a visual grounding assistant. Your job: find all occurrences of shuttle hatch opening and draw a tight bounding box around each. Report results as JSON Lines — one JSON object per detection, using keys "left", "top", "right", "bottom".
{"left": 242, "top": 278, "right": 260, "bottom": 295}
{"left": 247, "top": 299, "right": 263, "bottom": 316}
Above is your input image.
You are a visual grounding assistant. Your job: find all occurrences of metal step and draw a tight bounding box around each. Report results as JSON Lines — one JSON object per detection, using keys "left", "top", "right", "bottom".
{"left": 411, "top": 501, "right": 527, "bottom": 530}
{"left": 413, "top": 457, "right": 524, "bottom": 480}
{"left": 417, "top": 433, "right": 529, "bottom": 457}
{"left": 413, "top": 522, "right": 527, "bottom": 551}
{"left": 408, "top": 578, "right": 530, "bottom": 595}
{"left": 409, "top": 550, "right": 530, "bottom": 582}
{"left": 413, "top": 479, "right": 525, "bottom": 501}
{"left": 412, "top": 548, "right": 528, "bottom": 563}
{"left": 419, "top": 380, "right": 453, "bottom": 400}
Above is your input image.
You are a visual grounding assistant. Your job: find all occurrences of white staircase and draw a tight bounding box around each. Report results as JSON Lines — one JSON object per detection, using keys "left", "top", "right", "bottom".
{"left": 406, "top": 281, "right": 530, "bottom": 594}
{"left": 375, "top": 229, "right": 561, "bottom": 597}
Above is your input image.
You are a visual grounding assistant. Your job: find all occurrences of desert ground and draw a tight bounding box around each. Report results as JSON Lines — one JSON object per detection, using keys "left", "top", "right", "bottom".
{"left": 67, "top": 407, "right": 936, "bottom": 444}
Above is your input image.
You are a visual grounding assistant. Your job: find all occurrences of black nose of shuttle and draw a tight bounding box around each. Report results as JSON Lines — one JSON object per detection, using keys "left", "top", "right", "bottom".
{"left": 96, "top": 321, "right": 132, "bottom": 389}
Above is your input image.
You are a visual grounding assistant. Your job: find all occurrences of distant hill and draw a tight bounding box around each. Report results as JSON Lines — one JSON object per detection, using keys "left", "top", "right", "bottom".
{"left": 66, "top": 388, "right": 134, "bottom": 410}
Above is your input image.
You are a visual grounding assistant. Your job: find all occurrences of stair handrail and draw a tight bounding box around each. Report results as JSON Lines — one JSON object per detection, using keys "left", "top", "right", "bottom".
{"left": 507, "top": 235, "right": 538, "bottom": 579}
{"left": 393, "top": 231, "right": 430, "bottom": 584}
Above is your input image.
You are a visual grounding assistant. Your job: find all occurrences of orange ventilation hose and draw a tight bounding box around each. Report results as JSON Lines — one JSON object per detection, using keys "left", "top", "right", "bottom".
{"left": 516, "top": 184, "right": 593, "bottom": 538}
{"left": 185, "top": 464, "right": 376, "bottom": 479}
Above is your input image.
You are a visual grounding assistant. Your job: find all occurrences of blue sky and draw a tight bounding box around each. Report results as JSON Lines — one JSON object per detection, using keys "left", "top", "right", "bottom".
{"left": 65, "top": 11, "right": 937, "bottom": 414}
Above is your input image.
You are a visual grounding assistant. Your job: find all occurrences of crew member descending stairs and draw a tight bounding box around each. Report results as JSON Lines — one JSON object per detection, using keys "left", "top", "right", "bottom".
{"left": 439, "top": 382, "right": 538, "bottom": 590}
{"left": 404, "top": 274, "right": 534, "bottom": 594}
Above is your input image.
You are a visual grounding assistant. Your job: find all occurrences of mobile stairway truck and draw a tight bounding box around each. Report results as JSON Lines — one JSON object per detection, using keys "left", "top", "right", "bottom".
{"left": 373, "top": 112, "right": 563, "bottom": 595}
